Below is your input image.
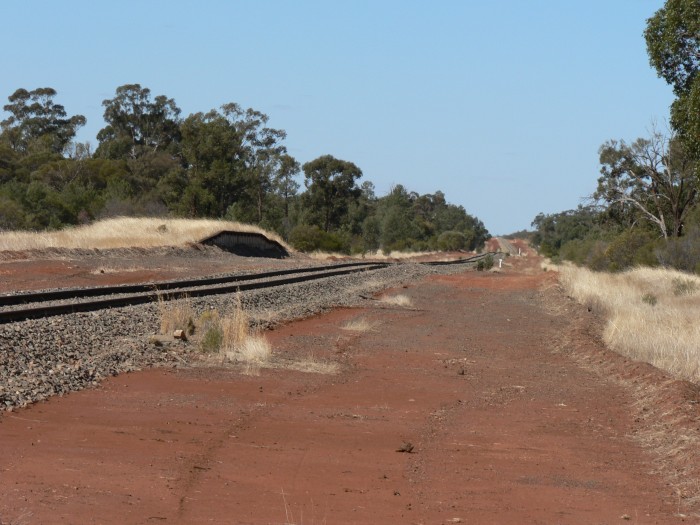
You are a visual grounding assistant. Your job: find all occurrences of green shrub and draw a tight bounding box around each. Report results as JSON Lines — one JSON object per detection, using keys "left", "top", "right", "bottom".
{"left": 602, "top": 229, "right": 658, "bottom": 272}
{"left": 437, "top": 231, "right": 467, "bottom": 251}
{"left": 672, "top": 277, "right": 698, "bottom": 296}
{"left": 318, "top": 231, "right": 349, "bottom": 253}
{"left": 201, "top": 326, "right": 223, "bottom": 353}
{"left": 476, "top": 254, "right": 494, "bottom": 271}
{"left": 198, "top": 310, "right": 223, "bottom": 353}
{"left": 288, "top": 224, "right": 351, "bottom": 253}
{"left": 642, "top": 292, "right": 658, "bottom": 306}
{"left": 656, "top": 226, "right": 700, "bottom": 273}
{"left": 289, "top": 224, "right": 324, "bottom": 252}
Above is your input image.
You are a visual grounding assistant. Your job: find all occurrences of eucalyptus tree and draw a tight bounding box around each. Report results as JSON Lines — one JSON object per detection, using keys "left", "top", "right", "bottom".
{"left": 274, "top": 153, "right": 300, "bottom": 233}
{"left": 223, "top": 103, "right": 287, "bottom": 223}
{"left": 646, "top": 0, "right": 700, "bottom": 159}
{"left": 1, "top": 87, "right": 85, "bottom": 155}
{"left": 94, "top": 84, "right": 183, "bottom": 208}
{"left": 178, "top": 103, "right": 288, "bottom": 221}
{"left": 302, "top": 155, "right": 362, "bottom": 232}
{"left": 595, "top": 130, "right": 697, "bottom": 238}
{"left": 96, "top": 84, "right": 181, "bottom": 160}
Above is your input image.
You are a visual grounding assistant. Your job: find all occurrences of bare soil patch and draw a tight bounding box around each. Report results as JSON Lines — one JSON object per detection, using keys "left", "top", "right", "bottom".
{"left": 0, "top": 251, "right": 693, "bottom": 523}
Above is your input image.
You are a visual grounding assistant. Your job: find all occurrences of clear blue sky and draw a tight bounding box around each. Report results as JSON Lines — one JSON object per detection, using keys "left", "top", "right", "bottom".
{"left": 1, "top": 1, "right": 673, "bottom": 235}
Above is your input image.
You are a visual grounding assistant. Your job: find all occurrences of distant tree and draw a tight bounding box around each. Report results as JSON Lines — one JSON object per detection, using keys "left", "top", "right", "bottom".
{"left": 302, "top": 155, "right": 362, "bottom": 232}
{"left": 224, "top": 103, "right": 287, "bottom": 223}
{"left": 178, "top": 103, "right": 288, "bottom": 222}
{"left": 437, "top": 231, "right": 468, "bottom": 251}
{"left": 594, "top": 130, "right": 697, "bottom": 238}
{"left": 93, "top": 84, "right": 183, "bottom": 210}
{"left": 274, "top": 154, "right": 300, "bottom": 237}
{"left": 1, "top": 87, "right": 85, "bottom": 155}
{"left": 96, "top": 84, "right": 181, "bottom": 160}
{"left": 531, "top": 206, "right": 602, "bottom": 257}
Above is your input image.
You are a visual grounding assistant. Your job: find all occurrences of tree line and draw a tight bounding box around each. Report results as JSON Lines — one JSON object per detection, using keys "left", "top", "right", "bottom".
{"left": 0, "top": 84, "right": 489, "bottom": 253}
{"left": 530, "top": 0, "right": 700, "bottom": 273}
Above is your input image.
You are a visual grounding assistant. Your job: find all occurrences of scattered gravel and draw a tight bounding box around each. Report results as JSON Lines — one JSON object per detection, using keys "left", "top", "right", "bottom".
{"left": 0, "top": 262, "right": 470, "bottom": 411}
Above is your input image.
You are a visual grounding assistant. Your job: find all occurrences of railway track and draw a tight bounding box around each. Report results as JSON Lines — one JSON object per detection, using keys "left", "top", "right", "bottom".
{"left": 0, "top": 253, "right": 498, "bottom": 324}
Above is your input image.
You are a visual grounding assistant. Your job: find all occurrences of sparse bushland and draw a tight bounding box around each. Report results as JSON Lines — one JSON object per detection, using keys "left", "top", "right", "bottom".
{"left": 0, "top": 85, "right": 489, "bottom": 256}
{"left": 560, "top": 264, "right": 700, "bottom": 383}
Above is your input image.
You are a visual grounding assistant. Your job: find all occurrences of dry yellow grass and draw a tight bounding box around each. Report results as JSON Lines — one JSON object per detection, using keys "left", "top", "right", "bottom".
{"left": 158, "top": 295, "right": 195, "bottom": 336}
{"left": 560, "top": 265, "right": 700, "bottom": 383}
{"left": 341, "top": 317, "right": 381, "bottom": 332}
{"left": 229, "top": 336, "right": 273, "bottom": 376}
{"left": 280, "top": 354, "right": 339, "bottom": 374}
{"left": 219, "top": 294, "right": 273, "bottom": 374}
{"left": 221, "top": 295, "right": 250, "bottom": 352}
{"left": 379, "top": 294, "right": 414, "bottom": 308}
{"left": 0, "top": 217, "right": 289, "bottom": 252}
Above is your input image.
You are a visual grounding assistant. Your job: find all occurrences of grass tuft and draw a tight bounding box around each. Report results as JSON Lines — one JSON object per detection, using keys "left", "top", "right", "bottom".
{"left": 281, "top": 353, "right": 340, "bottom": 375}
{"left": 379, "top": 294, "right": 413, "bottom": 308}
{"left": 157, "top": 293, "right": 341, "bottom": 376}
{"left": 221, "top": 294, "right": 250, "bottom": 352}
{"left": 158, "top": 295, "right": 195, "bottom": 337}
{"left": 341, "top": 318, "right": 380, "bottom": 332}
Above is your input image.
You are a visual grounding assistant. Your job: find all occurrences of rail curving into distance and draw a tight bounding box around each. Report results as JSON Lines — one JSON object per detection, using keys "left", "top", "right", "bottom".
{"left": 0, "top": 253, "right": 499, "bottom": 324}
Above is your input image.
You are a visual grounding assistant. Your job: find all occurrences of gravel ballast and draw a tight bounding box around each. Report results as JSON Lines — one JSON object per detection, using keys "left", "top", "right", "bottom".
{"left": 0, "top": 262, "right": 469, "bottom": 411}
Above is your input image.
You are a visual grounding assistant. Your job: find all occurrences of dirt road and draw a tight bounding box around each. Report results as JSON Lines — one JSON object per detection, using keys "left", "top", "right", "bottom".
{"left": 0, "top": 255, "right": 685, "bottom": 524}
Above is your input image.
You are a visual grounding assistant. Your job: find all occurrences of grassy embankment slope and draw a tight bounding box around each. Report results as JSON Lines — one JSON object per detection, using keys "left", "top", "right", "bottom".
{"left": 560, "top": 264, "right": 700, "bottom": 384}
{"left": 0, "top": 217, "right": 289, "bottom": 252}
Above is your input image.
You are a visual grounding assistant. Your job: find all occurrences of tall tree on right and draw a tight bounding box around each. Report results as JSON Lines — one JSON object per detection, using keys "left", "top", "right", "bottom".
{"left": 594, "top": 130, "right": 697, "bottom": 238}
{"left": 646, "top": 0, "right": 700, "bottom": 159}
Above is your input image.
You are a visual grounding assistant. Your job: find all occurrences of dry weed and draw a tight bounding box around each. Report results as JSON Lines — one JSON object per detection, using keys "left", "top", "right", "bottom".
{"left": 90, "top": 266, "right": 157, "bottom": 275}
{"left": 540, "top": 258, "right": 560, "bottom": 272}
{"left": 341, "top": 318, "right": 380, "bottom": 332}
{"left": 218, "top": 294, "right": 273, "bottom": 373}
{"left": 379, "top": 294, "right": 413, "bottom": 308}
{"left": 278, "top": 353, "right": 340, "bottom": 375}
{"left": 158, "top": 295, "right": 195, "bottom": 336}
{"left": 221, "top": 294, "right": 250, "bottom": 352}
{"left": 231, "top": 336, "right": 272, "bottom": 375}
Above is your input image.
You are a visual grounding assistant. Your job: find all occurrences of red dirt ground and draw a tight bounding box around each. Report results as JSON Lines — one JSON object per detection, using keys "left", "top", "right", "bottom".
{"left": 0, "top": 251, "right": 691, "bottom": 524}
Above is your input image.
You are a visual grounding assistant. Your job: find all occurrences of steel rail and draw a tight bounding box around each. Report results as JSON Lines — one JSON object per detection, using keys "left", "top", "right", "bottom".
{"left": 420, "top": 252, "right": 500, "bottom": 266}
{"left": 0, "top": 252, "right": 501, "bottom": 324}
{"left": 0, "top": 261, "right": 386, "bottom": 308}
{"left": 0, "top": 263, "right": 390, "bottom": 324}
